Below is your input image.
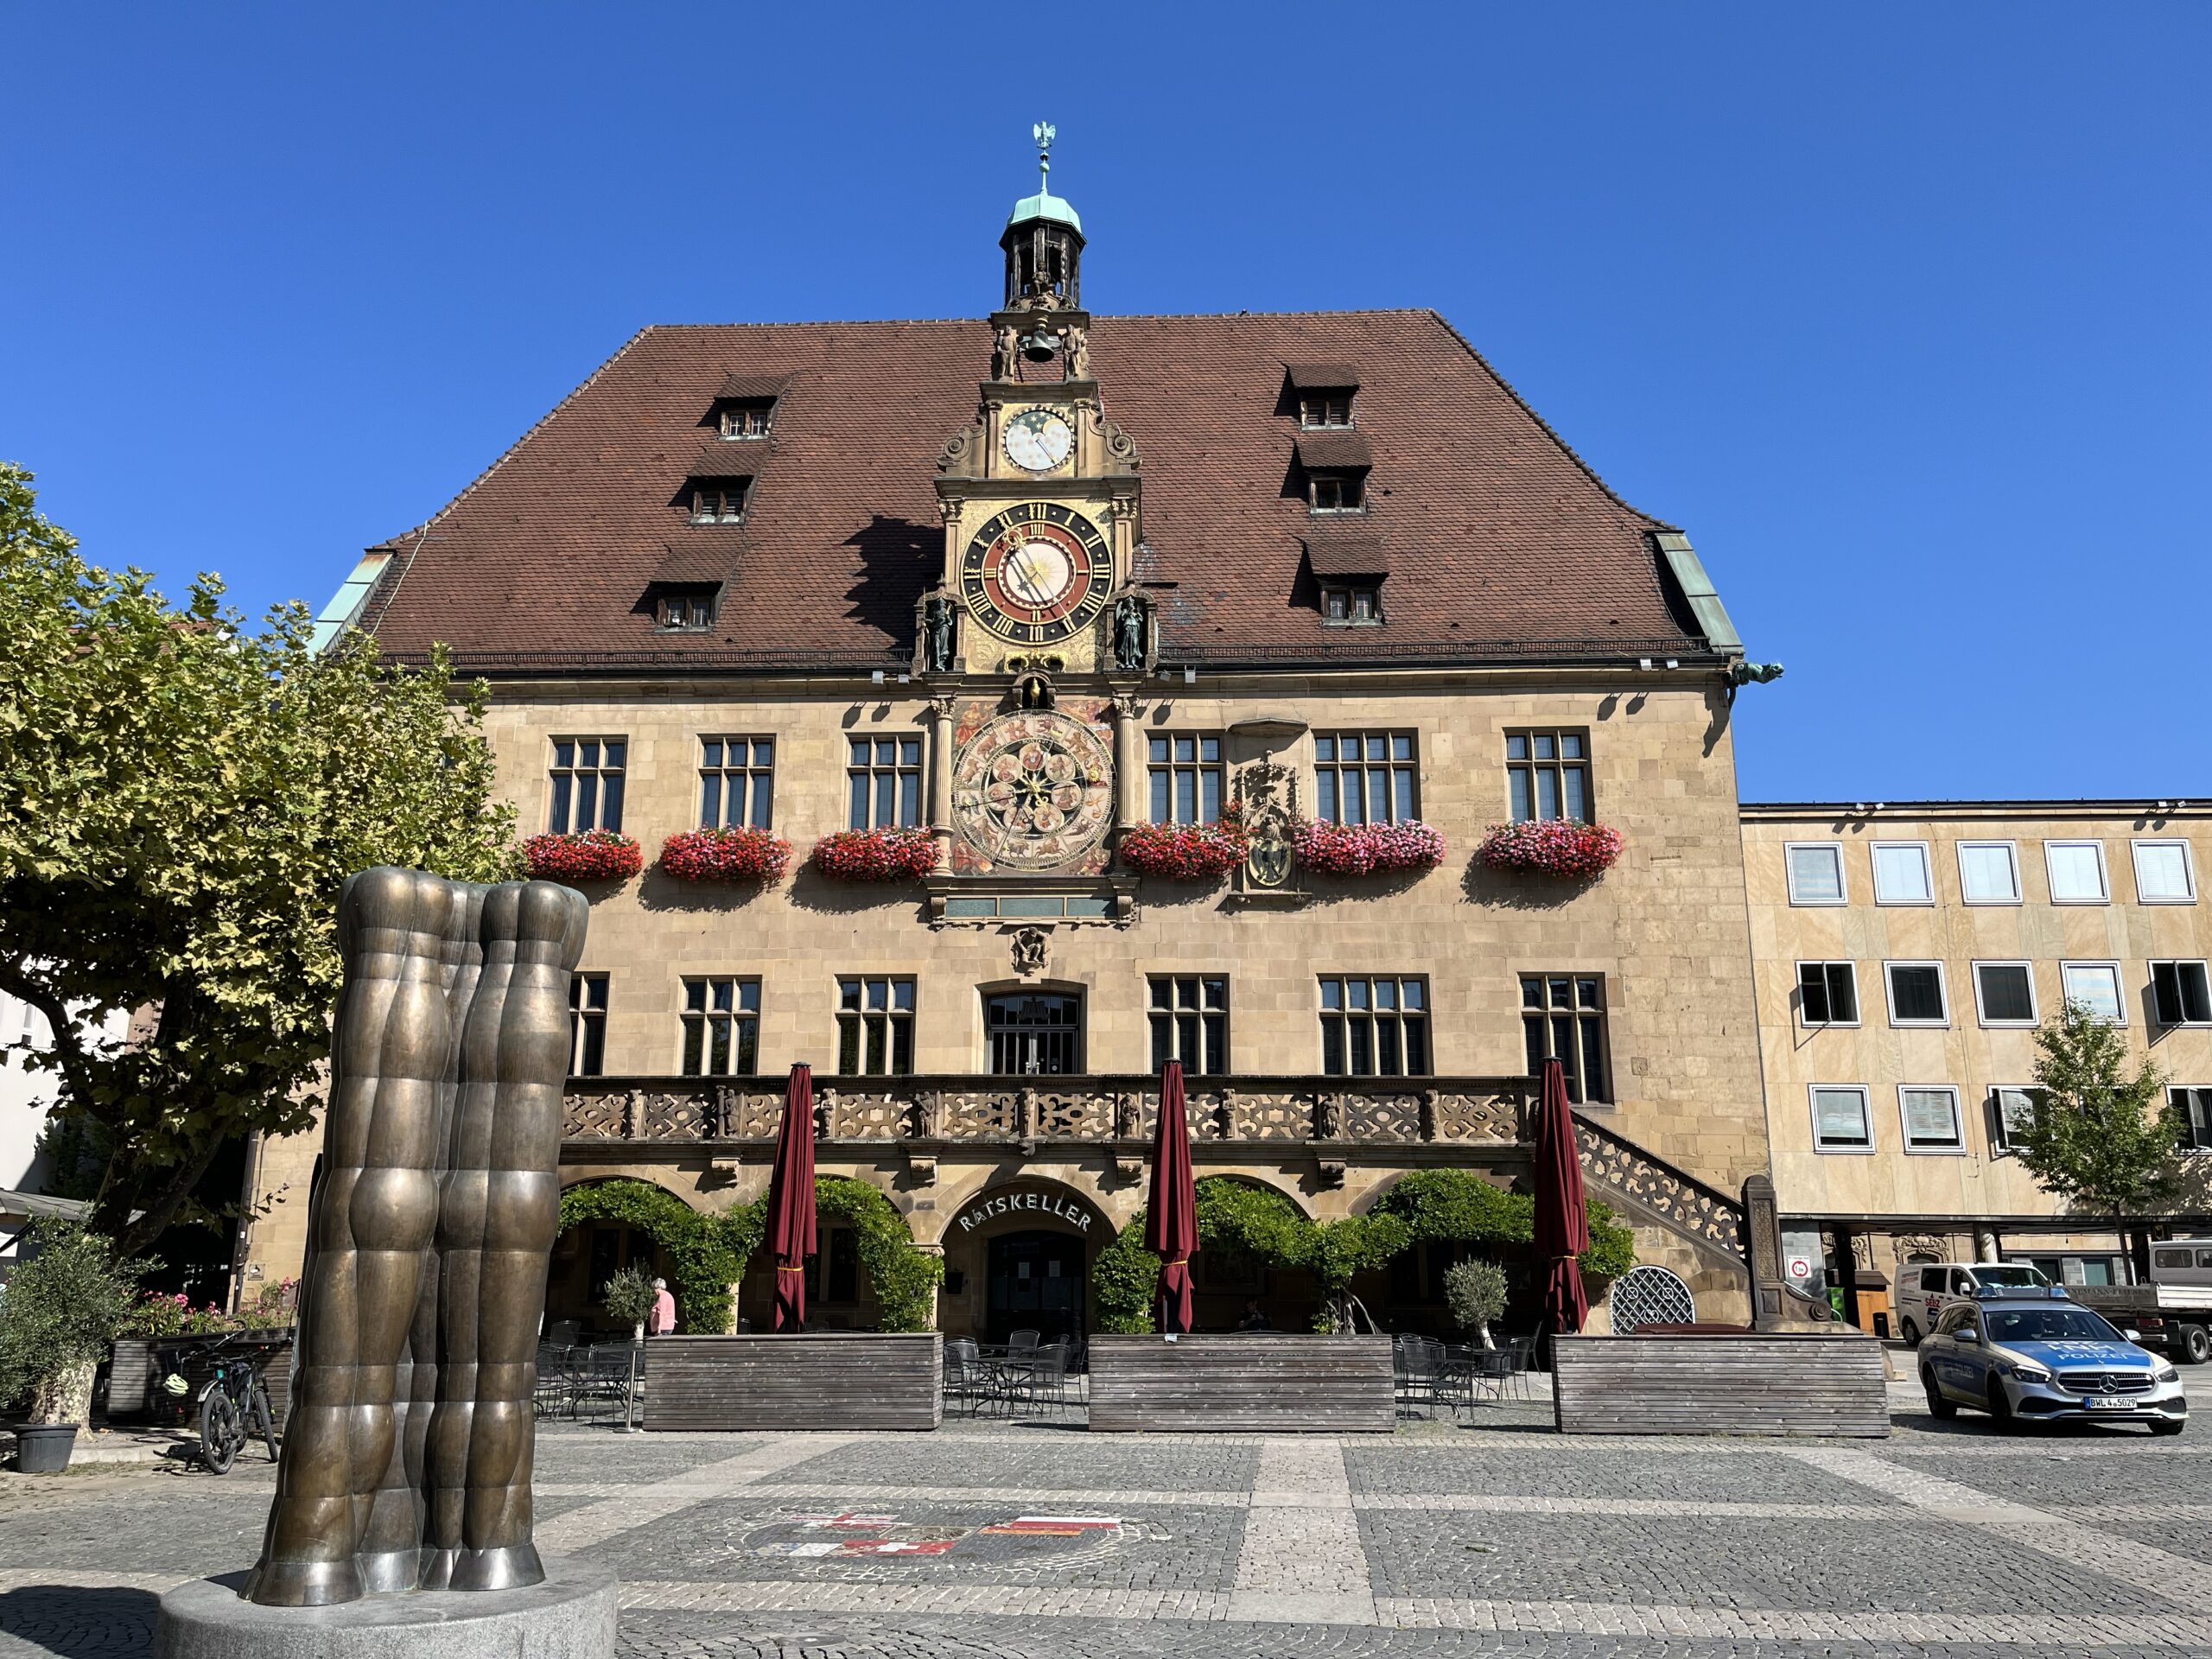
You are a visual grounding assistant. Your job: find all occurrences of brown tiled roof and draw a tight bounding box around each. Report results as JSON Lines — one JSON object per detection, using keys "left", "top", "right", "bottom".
{"left": 716, "top": 373, "right": 790, "bottom": 401}
{"left": 685, "top": 446, "right": 760, "bottom": 479}
{"left": 362, "top": 310, "right": 1709, "bottom": 672}
{"left": 1285, "top": 362, "right": 1360, "bottom": 389}
{"left": 1303, "top": 526, "right": 1390, "bottom": 576}
{"left": 1294, "top": 430, "right": 1373, "bottom": 472}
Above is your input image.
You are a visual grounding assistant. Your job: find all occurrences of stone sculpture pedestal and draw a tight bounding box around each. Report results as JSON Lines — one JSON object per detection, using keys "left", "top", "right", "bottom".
{"left": 153, "top": 1556, "right": 618, "bottom": 1659}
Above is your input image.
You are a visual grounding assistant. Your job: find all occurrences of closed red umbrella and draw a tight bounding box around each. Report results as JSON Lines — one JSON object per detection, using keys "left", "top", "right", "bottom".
{"left": 766, "top": 1063, "right": 817, "bottom": 1332}
{"left": 1145, "top": 1060, "right": 1198, "bottom": 1334}
{"left": 1533, "top": 1057, "right": 1589, "bottom": 1336}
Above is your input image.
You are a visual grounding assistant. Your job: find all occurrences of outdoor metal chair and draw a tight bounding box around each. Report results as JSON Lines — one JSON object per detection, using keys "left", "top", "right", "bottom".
{"left": 1007, "top": 1329, "right": 1041, "bottom": 1353}
{"left": 1395, "top": 1335, "right": 1446, "bottom": 1414}
{"left": 942, "top": 1337, "right": 996, "bottom": 1418}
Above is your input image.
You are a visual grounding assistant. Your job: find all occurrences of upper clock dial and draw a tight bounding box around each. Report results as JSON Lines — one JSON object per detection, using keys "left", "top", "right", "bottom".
{"left": 962, "top": 503, "right": 1114, "bottom": 645}
{"left": 1003, "top": 408, "right": 1074, "bottom": 473}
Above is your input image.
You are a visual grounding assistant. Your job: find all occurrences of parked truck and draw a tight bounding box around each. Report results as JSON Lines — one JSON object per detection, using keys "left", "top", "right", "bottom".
{"left": 2053, "top": 1239, "right": 2212, "bottom": 1364}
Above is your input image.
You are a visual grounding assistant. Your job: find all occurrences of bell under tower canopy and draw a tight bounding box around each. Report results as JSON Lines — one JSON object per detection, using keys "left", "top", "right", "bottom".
{"left": 1001, "top": 122, "right": 1084, "bottom": 308}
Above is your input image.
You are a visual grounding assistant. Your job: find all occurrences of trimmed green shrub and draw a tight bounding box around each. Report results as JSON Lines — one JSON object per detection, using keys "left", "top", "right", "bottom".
{"left": 1092, "top": 1213, "right": 1160, "bottom": 1333}
{"left": 600, "top": 1263, "right": 658, "bottom": 1330}
{"left": 810, "top": 1175, "right": 942, "bottom": 1332}
{"left": 1443, "top": 1258, "right": 1509, "bottom": 1338}
{"left": 1374, "top": 1168, "right": 1636, "bottom": 1281}
{"left": 557, "top": 1179, "right": 744, "bottom": 1335}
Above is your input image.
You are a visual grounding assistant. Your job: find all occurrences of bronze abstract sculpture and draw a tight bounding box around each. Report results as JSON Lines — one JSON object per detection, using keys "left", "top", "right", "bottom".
{"left": 245, "top": 868, "right": 588, "bottom": 1607}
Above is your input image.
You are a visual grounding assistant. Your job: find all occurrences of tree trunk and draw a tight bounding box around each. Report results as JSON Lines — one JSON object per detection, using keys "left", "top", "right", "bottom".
{"left": 104, "top": 1135, "right": 225, "bottom": 1260}
{"left": 35, "top": 1357, "right": 98, "bottom": 1427}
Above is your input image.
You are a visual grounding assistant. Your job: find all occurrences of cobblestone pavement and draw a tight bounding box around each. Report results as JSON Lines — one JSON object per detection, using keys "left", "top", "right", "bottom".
{"left": 3, "top": 1397, "right": 2207, "bottom": 1657}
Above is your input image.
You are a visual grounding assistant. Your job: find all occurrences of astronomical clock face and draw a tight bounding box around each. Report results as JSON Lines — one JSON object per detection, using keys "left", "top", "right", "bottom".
{"left": 951, "top": 709, "right": 1116, "bottom": 870}
{"left": 961, "top": 502, "right": 1113, "bottom": 646}
{"left": 1003, "top": 407, "right": 1074, "bottom": 472}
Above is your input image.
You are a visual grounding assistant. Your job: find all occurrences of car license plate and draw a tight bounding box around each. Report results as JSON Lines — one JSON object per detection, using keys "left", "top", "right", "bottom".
{"left": 2085, "top": 1395, "right": 2133, "bottom": 1410}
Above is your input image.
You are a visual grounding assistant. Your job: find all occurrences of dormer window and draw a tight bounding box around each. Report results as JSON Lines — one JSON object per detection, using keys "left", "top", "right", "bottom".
{"left": 1309, "top": 472, "right": 1364, "bottom": 515}
{"left": 719, "top": 399, "right": 774, "bottom": 439}
{"left": 690, "top": 478, "right": 750, "bottom": 524}
{"left": 658, "top": 591, "right": 716, "bottom": 631}
{"left": 1300, "top": 392, "right": 1354, "bottom": 429}
{"left": 1322, "top": 585, "right": 1382, "bottom": 626}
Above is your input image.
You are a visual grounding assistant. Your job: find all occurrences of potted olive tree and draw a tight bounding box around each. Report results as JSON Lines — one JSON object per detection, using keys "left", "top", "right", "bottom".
{"left": 1444, "top": 1258, "right": 1510, "bottom": 1351}
{"left": 601, "top": 1263, "right": 658, "bottom": 1344}
{"left": 0, "top": 1221, "right": 146, "bottom": 1472}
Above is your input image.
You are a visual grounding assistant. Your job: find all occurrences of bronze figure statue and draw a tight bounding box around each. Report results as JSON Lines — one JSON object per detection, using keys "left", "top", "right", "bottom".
{"left": 245, "top": 868, "right": 588, "bottom": 1608}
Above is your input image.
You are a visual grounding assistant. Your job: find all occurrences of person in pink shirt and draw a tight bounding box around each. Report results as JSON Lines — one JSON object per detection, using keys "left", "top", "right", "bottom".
{"left": 647, "top": 1277, "right": 677, "bottom": 1336}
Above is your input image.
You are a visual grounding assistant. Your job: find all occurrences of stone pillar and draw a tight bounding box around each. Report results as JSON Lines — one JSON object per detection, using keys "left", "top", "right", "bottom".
{"left": 926, "top": 696, "right": 957, "bottom": 873}
{"left": 1112, "top": 693, "right": 1145, "bottom": 829}
{"left": 1740, "top": 1173, "right": 1791, "bottom": 1332}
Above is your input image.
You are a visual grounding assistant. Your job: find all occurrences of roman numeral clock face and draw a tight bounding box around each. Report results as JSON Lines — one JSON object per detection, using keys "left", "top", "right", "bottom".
{"left": 961, "top": 503, "right": 1113, "bottom": 645}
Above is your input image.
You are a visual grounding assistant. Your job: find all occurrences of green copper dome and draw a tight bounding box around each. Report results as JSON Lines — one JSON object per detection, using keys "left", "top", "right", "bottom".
{"left": 1005, "top": 188, "right": 1082, "bottom": 235}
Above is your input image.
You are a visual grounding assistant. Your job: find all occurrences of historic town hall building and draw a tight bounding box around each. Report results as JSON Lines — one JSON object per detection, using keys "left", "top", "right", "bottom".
{"left": 237, "top": 142, "right": 2211, "bottom": 1340}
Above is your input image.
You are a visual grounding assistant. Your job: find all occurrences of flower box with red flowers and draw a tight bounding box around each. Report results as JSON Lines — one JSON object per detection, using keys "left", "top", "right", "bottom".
{"left": 523, "top": 830, "right": 644, "bottom": 884}
{"left": 1476, "top": 818, "right": 1623, "bottom": 879}
{"left": 661, "top": 825, "right": 792, "bottom": 884}
{"left": 1294, "top": 819, "right": 1447, "bottom": 876}
{"left": 1118, "top": 820, "right": 1247, "bottom": 881}
{"left": 810, "top": 827, "right": 939, "bottom": 882}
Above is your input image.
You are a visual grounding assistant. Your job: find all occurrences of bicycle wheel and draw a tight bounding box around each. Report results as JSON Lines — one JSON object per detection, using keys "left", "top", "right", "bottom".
{"left": 200, "top": 1391, "right": 240, "bottom": 1474}
{"left": 251, "top": 1383, "right": 279, "bottom": 1462}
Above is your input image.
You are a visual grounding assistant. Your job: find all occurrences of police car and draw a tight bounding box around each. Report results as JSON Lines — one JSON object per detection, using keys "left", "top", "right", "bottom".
{"left": 1919, "top": 1286, "right": 2187, "bottom": 1434}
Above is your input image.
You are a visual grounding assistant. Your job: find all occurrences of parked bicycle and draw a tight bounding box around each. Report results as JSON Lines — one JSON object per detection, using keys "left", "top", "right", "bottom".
{"left": 194, "top": 1333, "right": 278, "bottom": 1474}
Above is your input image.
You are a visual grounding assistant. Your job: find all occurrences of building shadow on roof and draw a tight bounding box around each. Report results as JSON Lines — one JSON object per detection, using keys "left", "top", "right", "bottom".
{"left": 635, "top": 868, "right": 777, "bottom": 915}
{"left": 1457, "top": 861, "right": 1591, "bottom": 911}
{"left": 839, "top": 515, "right": 935, "bottom": 639}
{"left": 784, "top": 865, "right": 932, "bottom": 919}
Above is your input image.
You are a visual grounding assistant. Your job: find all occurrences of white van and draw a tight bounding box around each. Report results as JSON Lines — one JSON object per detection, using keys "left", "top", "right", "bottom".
{"left": 1895, "top": 1262, "right": 2051, "bottom": 1346}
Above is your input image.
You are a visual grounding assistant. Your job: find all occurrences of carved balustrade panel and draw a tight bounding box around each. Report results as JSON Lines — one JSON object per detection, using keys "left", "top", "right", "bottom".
{"left": 824, "top": 1092, "right": 906, "bottom": 1141}
{"left": 734, "top": 1091, "right": 784, "bottom": 1138}
{"left": 1431, "top": 1089, "right": 1525, "bottom": 1143}
{"left": 1338, "top": 1092, "right": 1421, "bottom": 1143}
{"left": 1032, "top": 1090, "right": 1109, "bottom": 1139}
{"left": 564, "top": 1093, "right": 626, "bottom": 1140}
{"left": 1227, "top": 1092, "right": 1312, "bottom": 1141}
{"left": 943, "top": 1090, "right": 1021, "bottom": 1139}
{"left": 1575, "top": 1122, "right": 1745, "bottom": 1259}
{"left": 643, "top": 1093, "right": 709, "bottom": 1140}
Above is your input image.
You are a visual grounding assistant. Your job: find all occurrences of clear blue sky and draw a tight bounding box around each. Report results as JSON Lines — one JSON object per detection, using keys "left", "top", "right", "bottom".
{"left": 7, "top": 4, "right": 2205, "bottom": 802}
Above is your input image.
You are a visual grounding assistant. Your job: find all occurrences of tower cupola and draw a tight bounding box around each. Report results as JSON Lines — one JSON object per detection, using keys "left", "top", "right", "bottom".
{"left": 1001, "top": 123, "right": 1084, "bottom": 308}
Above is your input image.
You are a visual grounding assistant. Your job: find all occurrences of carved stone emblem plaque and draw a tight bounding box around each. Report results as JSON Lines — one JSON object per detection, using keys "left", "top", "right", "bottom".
{"left": 950, "top": 708, "right": 1114, "bottom": 871}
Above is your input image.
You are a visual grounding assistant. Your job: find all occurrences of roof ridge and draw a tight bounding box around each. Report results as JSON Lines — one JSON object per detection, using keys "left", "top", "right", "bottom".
{"left": 1422, "top": 309, "right": 1680, "bottom": 536}
{"left": 639, "top": 308, "right": 1440, "bottom": 330}
{"left": 368, "top": 325, "right": 655, "bottom": 552}
{"left": 359, "top": 327, "right": 653, "bottom": 639}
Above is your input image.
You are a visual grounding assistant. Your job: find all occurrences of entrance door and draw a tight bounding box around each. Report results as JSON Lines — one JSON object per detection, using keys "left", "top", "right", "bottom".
{"left": 985, "top": 1230, "right": 1085, "bottom": 1344}
{"left": 986, "top": 991, "right": 1083, "bottom": 1075}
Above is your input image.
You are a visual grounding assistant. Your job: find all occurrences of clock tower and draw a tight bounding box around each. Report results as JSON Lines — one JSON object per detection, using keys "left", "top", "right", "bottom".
{"left": 924, "top": 125, "right": 1149, "bottom": 683}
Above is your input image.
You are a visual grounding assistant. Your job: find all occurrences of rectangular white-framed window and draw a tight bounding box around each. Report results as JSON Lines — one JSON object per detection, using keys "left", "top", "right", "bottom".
{"left": 1972, "top": 961, "right": 2037, "bottom": 1027}
{"left": 1796, "top": 961, "right": 1860, "bottom": 1027}
{"left": 2151, "top": 960, "right": 2212, "bottom": 1027}
{"left": 1883, "top": 961, "right": 1948, "bottom": 1027}
{"left": 1899, "top": 1084, "right": 1965, "bottom": 1154}
{"left": 1870, "top": 840, "right": 1934, "bottom": 906}
{"left": 1810, "top": 1084, "right": 1874, "bottom": 1153}
{"left": 1986, "top": 1084, "right": 2039, "bottom": 1155}
{"left": 2043, "top": 840, "right": 2109, "bottom": 905}
{"left": 1784, "top": 842, "right": 1847, "bottom": 906}
{"left": 2133, "top": 839, "right": 2198, "bottom": 905}
{"left": 1957, "top": 840, "right": 2022, "bottom": 905}
{"left": 681, "top": 976, "right": 760, "bottom": 1077}
{"left": 2059, "top": 961, "right": 2126, "bottom": 1024}
{"left": 2174, "top": 1086, "right": 2212, "bottom": 1153}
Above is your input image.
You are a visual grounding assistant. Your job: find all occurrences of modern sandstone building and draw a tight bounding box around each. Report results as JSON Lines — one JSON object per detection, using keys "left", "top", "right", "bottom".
{"left": 234, "top": 142, "right": 2209, "bottom": 1339}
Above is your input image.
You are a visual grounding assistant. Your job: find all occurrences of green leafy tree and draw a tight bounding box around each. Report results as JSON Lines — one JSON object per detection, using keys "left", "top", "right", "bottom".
{"left": 0, "top": 463, "right": 520, "bottom": 1258}
{"left": 1442, "top": 1258, "right": 1509, "bottom": 1344}
{"left": 2016, "top": 999, "right": 2190, "bottom": 1252}
{"left": 600, "top": 1263, "right": 659, "bottom": 1332}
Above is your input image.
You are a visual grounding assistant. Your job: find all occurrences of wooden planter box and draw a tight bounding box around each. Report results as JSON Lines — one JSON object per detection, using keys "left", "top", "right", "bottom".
{"left": 1553, "top": 1332, "right": 1888, "bottom": 1438}
{"left": 643, "top": 1333, "right": 942, "bottom": 1432}
{"left": 1087, "top": 1334, "right": 1395, "bottom": 1433}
